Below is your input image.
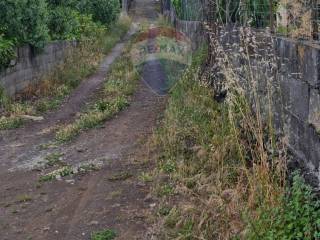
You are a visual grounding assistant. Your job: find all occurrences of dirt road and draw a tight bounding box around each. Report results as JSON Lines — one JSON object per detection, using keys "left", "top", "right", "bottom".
{"left": 0, "top": 1, "right": 166, "bottom": 239}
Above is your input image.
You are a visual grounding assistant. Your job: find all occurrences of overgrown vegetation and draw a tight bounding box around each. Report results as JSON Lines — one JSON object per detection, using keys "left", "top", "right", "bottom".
{"left": 151, "top": 49, "right": 320, "bottom": 239}
{"left": 247, "top": 172, "right": 320, "bottom": 239}
{"left": 0, "top": 0, "right": 121, "bottom": 71}
{"left": 0, "top": 0, "right": 50, "bottom": 49}
{"left": 0, "top": 16, "right": 131, "bottom": 131}
{"left": 55, "top": 50, "right": 139, "bottom": 142}
{"left": 0, "top": 34, "right": 15, "bottom": 68}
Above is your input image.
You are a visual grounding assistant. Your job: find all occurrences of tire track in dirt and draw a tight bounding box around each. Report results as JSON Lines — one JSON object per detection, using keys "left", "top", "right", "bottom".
{"left": 0, "top": 28, "right": 136, "bottom": 172}
{"left": 0, "top": 1, "right": 167, "bottom": 239}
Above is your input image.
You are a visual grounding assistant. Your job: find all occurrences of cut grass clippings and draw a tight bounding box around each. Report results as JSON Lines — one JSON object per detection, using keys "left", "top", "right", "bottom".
{"left": 55, "top": 52, "right": 139, "bottom": 142}
{"left": 0, "top": 16, "right": 131, "bottom": 131}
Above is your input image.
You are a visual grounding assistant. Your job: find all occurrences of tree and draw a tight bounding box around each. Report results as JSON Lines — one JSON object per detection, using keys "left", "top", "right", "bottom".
{"left": 77, "top": 0, "right": 121, "bottom": 25}
{"left": 0, "top": 0, "right": 49, "bottom": 48}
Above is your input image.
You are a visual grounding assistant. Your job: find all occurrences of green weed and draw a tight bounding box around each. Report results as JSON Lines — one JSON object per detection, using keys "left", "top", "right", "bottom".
{"left": 91, "top": 229, "right": 117, "bottom": 240}
{"left": 164, "top": 207, "right": 180, "bottom": 228}
{"left": 39, "top": 166, "right": 73, "bottom": 182}
{"left": 44, "top": 152, "right": 65, "bottom": 167}
{"left": 156, "top": 184, "right": 174, "bottom": 197}
{"left": 55, "top": 53, "right": 139, "bottom": 142}
{"left": 139, "top": 172, "right": 153, "bottom": 183}
{"left": 55, "top": 96, "right": 129, "bottom": 142}
{"left": 246, "top": 172, "right": 320, "bottom": 240}
{"left": 0, "top": 116, "right": 24, "bottom": 130}
{"left": 158, "top": 205, "right": 172, "bottom": 216}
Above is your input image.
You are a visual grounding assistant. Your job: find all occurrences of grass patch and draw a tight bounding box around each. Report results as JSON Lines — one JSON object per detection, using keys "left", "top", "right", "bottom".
{"left": 156, "top": 183, "right": 174, "bottom": 197}
{"left": 39, "top": 166, "right": 74, "bottom": 182}
{"left": 44, "top": 152, "right": 65, "bottom": 167}
{"left": 91, "top": 229, "right": 116, "bottom": 240}
{"left": 0, "top": 116, "right": 24, "bottom": 130}
{"left": 0, "top": 16, "right": 131, "bottom": 131}
{"left": 55, "top": 52, "right": 139, "bottom": 142}
{"left": 139, "top": 172, "right": 153, "bottom": 183}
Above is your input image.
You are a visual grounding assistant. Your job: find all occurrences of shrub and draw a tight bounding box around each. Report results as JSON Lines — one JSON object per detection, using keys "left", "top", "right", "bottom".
{"left": 0, "top": 34, "right": 15, "bottom": 68}
{"left": 0, "top": 0, "right": 49, "bottom": 48}
{"left": 75, "top": 13, "right": 107, "bottom": 40}
{"left": 48, "top": 7, "right": 81, "bottom": 40}
{"left": 171, "top": 0, "right": 182, "bottom": 18}
{"left": 48, "top": 5, "right": 107, "bottom": 41}
{"left": 247, "top": 172, "right": 320, "bottom": 240}
{"left": 46, "top": 0, "right": 78, "bottom": 7}
{"left": 79, "top": 0, "right": 121, "bottom": 25}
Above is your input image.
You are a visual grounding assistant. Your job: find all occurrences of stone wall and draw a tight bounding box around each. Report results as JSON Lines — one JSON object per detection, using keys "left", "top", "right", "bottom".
{"left": 162, "top": 1, "right": 320, "bottom": 185}
{"left": 0, "top": 41, "right": 75, "bottom": 97}
{"left": 161, "top": 0, "right": 204, "bottom": 50}
{"left": 218, "top": 27, "right": 320, "bottom": 186}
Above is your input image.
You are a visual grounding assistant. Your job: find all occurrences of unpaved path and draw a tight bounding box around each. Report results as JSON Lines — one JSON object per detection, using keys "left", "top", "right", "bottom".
{"left": 0, "top": 1, "right": 166, "bottom": 239}
{"left": 0, "top": 33, "right": 133, "bottom": 172}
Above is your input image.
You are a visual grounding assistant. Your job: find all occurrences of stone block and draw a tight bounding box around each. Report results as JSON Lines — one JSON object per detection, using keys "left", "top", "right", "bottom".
{"left": 288, "top": 77, "right": 310, "bottom": 122}
{"left": 306, "top": 125, "right": 320, "bottom": 170}
{"left": 309, "top": 88, "right": 320, "bottom": 132}
{"left": 298, "top": 43, "right": 320, "bottom": 87}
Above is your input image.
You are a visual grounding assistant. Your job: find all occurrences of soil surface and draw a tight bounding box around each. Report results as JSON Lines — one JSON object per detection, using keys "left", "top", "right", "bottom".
{"left": 0, "top": 1, "right": 166, "bottom": 239}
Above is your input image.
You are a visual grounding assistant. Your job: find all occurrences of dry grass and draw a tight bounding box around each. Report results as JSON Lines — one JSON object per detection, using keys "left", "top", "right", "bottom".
{"left": 278, "top": 0, "right": 313, "bottom": 39}
{"left": 55, "top": 51, "right": 139, "bottom": 142}
{"left": 148, "top": 43, "right": 288, "bottom": 239}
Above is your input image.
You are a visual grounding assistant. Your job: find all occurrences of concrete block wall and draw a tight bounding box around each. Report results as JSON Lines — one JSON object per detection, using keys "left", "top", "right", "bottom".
{"left": 0, "top": 41, "right": 75, "bottom": 97}
{"left": 219, "top": 27, "right": 320, "bottom": 185}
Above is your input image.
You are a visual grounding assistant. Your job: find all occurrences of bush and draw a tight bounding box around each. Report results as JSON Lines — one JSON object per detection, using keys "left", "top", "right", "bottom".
{"left": 75, "top": 13, "right": 107, "bottom": 40}
{"left": 48, "top": 5, "right": 108, "bottom": 41}
{"left": 79, "top": 0, "right": 120, "bottom": 25}
{"left": 0, "top": 34, "right": 15, "bottom": 68}
{"left": 171, "top": 0, "right": 182, "bottom": 18}
{"left": 0, "top": 0, "right": 49, "bottom": 48}
{"left": 48, "top": 7, "right": 81, "bottom": 40}
{"left": 46, "top": 0, "right": 78, "bottom": 7}
{"left": 247, "top": 172, "right": 320, "bottom": 240}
